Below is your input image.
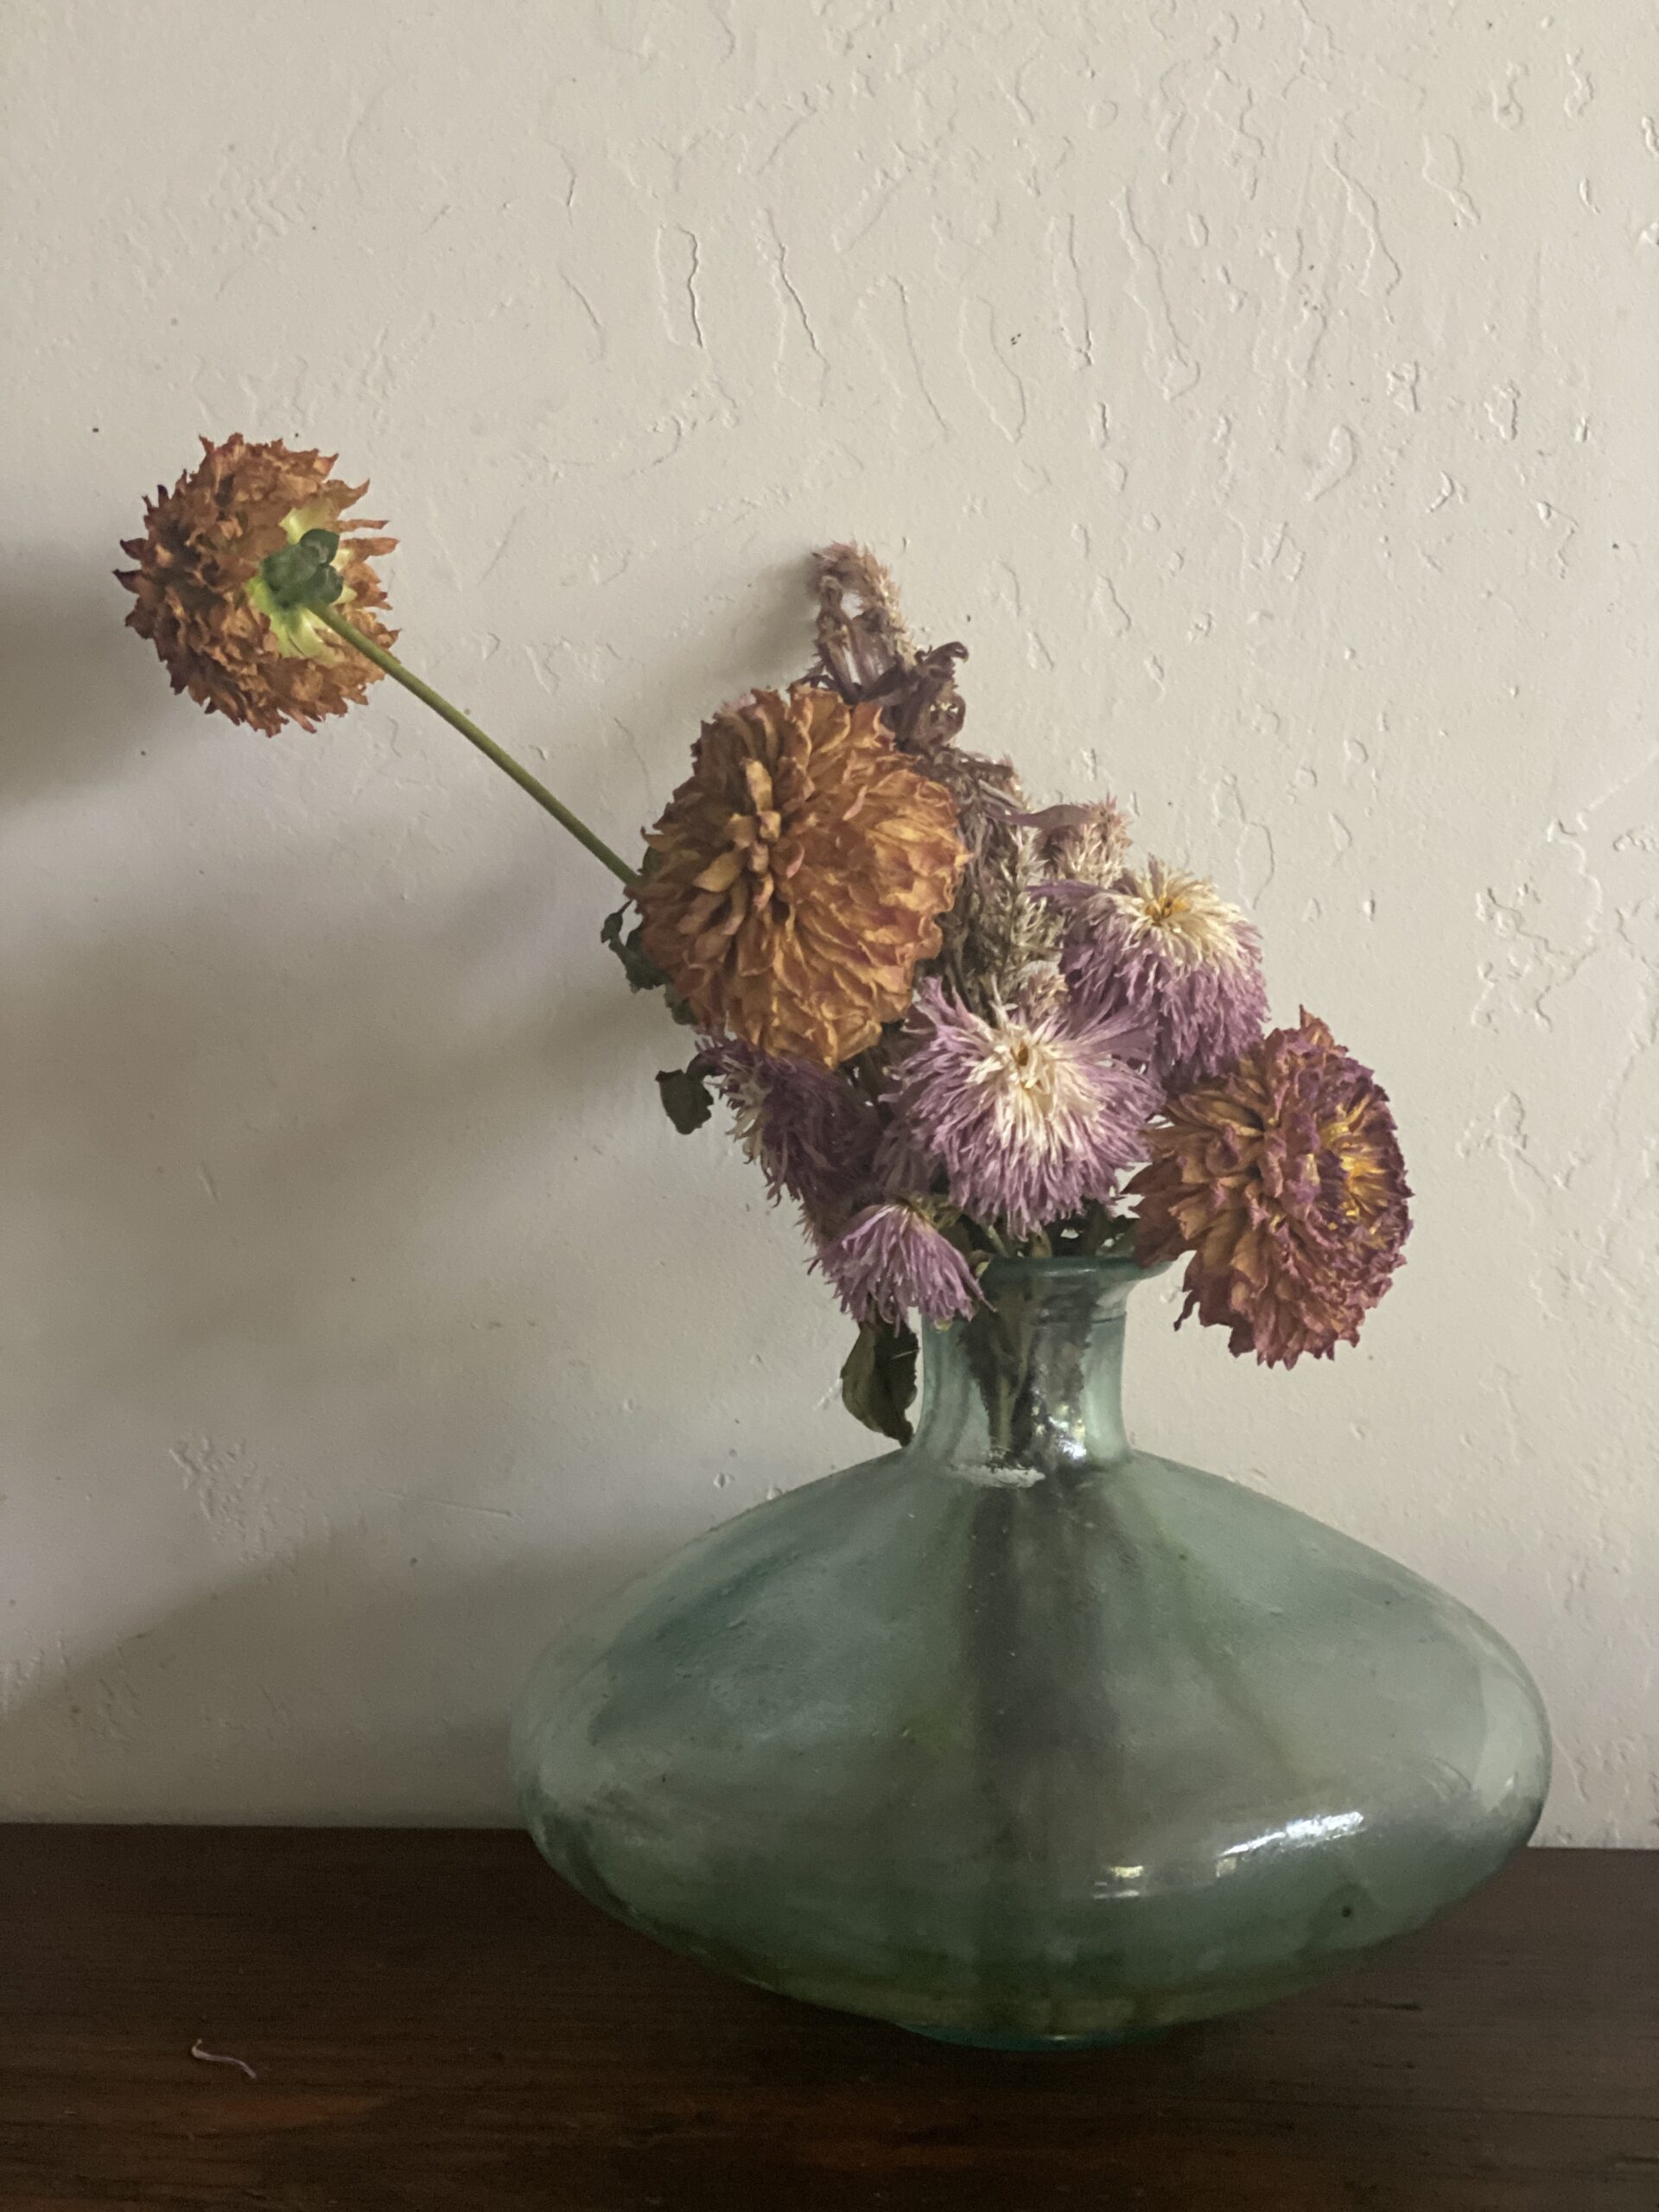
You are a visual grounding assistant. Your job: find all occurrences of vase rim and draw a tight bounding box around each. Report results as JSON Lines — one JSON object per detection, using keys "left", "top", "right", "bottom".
{"left": 976, "top": 1254, "right": 1168, "bottom": 1287}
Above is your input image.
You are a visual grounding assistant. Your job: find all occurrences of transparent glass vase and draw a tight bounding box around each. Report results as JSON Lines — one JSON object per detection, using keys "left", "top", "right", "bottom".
{"left": 512, "top": 1257, "right": 1549, "bottom": 2047}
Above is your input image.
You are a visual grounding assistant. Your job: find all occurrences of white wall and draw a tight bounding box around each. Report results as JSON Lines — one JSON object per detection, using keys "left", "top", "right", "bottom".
{"left": 3, "top": 1, "right": 1655, "bottom": 1840}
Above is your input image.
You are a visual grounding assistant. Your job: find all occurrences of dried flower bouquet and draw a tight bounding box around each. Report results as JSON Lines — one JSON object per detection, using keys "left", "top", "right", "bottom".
{"left": 123, "top": 437, "right": 1409, "bottom": 1446}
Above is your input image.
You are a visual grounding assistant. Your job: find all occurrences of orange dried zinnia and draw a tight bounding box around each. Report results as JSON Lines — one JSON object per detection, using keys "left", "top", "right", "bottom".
{"left": 637, "top": 683, "right": 964, "bottom": 1068}
{"left": 118, "top": 434, "right": 396, "bottom": 734}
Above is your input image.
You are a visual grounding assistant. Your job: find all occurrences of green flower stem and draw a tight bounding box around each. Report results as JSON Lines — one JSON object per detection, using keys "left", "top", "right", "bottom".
{"left": 314, "top": 605, "right": 638, "bottom": 887}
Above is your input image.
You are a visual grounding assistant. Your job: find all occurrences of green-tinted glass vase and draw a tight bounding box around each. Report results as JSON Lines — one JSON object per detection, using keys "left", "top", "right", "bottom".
{"left": 512, "top": 1258, "right": 1549, "bottom": 2047}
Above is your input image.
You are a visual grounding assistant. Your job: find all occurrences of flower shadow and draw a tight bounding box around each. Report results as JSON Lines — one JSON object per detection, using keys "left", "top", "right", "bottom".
{"left": 4, "top": 817, "right": 842, "bottom": 1818}
{"left": 0, "top": 562, "right": 166, "bottom": 799}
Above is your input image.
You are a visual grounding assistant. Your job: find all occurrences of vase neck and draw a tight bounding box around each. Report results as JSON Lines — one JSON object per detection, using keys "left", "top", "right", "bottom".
{"left": 908, "top": 1259, "right": 1145, "bottom": 1477}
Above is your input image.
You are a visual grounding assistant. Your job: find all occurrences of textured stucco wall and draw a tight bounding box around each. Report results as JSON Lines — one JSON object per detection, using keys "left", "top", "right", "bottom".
{"left": 3, "top": 2, "right": 1656, "bottom": 1839}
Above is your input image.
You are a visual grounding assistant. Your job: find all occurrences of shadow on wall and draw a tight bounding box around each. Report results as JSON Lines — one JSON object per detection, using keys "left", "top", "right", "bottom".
{"left": 3, "top": 876, "right": 668, "bottom": 1814}
{"left": 3, "top": 563, "right": 168, "bottom": 797}
{"left": 11, "top": 849, "right": 655, "bottom": 1414}
{"left": 0, "top": 1537, "right": 656, "bottom": 1823}
{"left": 1, "top": 557, "right": 776, "bottom": 1821}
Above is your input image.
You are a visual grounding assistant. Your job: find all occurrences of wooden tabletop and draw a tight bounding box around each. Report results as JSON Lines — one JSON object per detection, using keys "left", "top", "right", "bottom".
{"left": 1, "top": 1828, "right": 1653, "bottom": 2210}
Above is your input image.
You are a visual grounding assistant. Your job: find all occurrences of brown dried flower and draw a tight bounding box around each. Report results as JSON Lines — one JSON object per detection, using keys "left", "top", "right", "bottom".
{"left": 950, "top": 820, "right": 1067, "bottom": 1012}
{"left": 1023, "top": 798, "right": 1132, "bottom": 888}
{"left": 810, "top": 543, "right": 968, "bottom": 753}
{"left": 118, "top": 434, "right": 396, "bottom": 734}
{"left": 812, "top": 543, "right": 917, "bottom": 697}
{"left": 807, "top": 543, "right": 1054, "bottom": 1011}
{"left": 636, "top": 683, "right": 965, "bottom": 1068}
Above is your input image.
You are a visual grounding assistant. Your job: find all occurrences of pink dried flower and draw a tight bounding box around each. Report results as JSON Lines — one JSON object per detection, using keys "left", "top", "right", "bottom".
{"left": 704, "top": 1038, "right": 881, "bottom": 1234}
{"left": 1052, "top": 857, "right": 1267, "bottom": 1087}
{"left": 886, "top": 980, "right": 1161, "bottom": 1236}
{"left": 1130, "top": 1010, "right": 1411, "bottom": 1366}
{"left": 817, "top": 1201, "right": 985, "bottom": 1328}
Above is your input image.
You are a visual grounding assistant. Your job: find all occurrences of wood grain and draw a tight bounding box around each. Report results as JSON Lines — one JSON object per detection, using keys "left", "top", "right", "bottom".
{"left": 0, "top": 1829, "right": 1653, "bottom": 2210}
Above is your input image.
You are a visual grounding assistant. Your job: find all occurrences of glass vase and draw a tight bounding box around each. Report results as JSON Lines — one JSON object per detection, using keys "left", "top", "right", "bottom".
{"left": 512, "top": 1257, "right": 1549, "bottom": 2047}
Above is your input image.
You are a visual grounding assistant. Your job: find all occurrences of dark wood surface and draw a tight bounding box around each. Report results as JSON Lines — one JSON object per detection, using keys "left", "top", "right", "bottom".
{"left": 0, "top": 1829, "right": 1653, "bottom": 2211}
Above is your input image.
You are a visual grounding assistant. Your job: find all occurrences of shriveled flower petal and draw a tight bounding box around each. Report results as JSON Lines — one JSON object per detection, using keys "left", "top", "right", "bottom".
{"left": 1130, "top": 1010, "right": 1410, "bottom": 1366}
{"left": 811, "top": 542, "right": 918, "bottom": 697}
{"left": 887, "top": 979, "right": 1161, "bottom": 1236}
{"left": 817, "top": 1201, "right": 984, "bottom": 1329}
{"left": 1051, "top": 856, "right": 1268, "bottom": 1087}
{"left": 637, "top": 683, "right": 964, "bottom": 1068}
{"left": 1020, "top": 798, "right": 1131, "bottom": 888}
{"left": 702, "top": 1036, "right": 882, "bottom": 1235}
{"left": 118, "top": 434, "right": 396, "bottom": 734}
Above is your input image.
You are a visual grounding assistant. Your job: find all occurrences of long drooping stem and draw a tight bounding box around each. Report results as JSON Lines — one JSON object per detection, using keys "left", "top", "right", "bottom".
{"left": 314, "top": 605, "right": 639, "bottom": 887}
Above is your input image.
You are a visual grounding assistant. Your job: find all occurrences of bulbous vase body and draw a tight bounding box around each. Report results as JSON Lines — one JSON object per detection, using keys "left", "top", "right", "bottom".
{"left": 512, "top": 1259, "right": 1549, "bottom": 2046}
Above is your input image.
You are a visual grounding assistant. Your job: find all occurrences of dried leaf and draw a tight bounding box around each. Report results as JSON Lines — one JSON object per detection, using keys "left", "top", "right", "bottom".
{"left": 840, "top": 1318, "right": 918, "bottom": 1445}
{"left": 601, "top": 905, "right": 669, "bottom": 993}
{"left": 656, "top": 1057, "right": 716, "bottom": 1135}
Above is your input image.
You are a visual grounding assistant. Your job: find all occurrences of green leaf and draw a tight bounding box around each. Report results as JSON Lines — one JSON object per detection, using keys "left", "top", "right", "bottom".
{"left": 840, "top": 1319, "right": 918, "bottom": 1445}
{"left": 656, "top": 1057, "right": 715, "bottom": 1135}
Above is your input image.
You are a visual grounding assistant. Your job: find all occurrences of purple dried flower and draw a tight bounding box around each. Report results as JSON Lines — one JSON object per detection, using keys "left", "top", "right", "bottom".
{"left": 886, "top": 980, "right": 1161, "bottom": 1236}
{"left": 1053, "top": 857, "right": 1268, "bottom": 1087}
{"left": 817, "top": 1200, "right": 985, "bottom": 1328}
{"left": 1130, "top": 1010, "right": 1411, "bottom": 1366}
{"left": 704, "top": 1038, "right": 880, "bottom": 1233}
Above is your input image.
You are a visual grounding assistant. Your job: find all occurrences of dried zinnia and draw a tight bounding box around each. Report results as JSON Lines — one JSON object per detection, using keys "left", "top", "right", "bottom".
{"left": 886, "top": 979, "right": 1161, "bottom": 1236}
{"left": 636, "top": 683, "right": 964, "bottom": 1068}
{"left": 817, "top": 1200, "right": 984, "bottom": 1329}
{"left": 1053, "top": 856, "right": 1267, "bottom": 1088}
{"left": 118, "top": 435, "right": 396, "bottom": 736}
{"left": 1130, "top": 1011, "right": 1410, "bottom": 1367}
